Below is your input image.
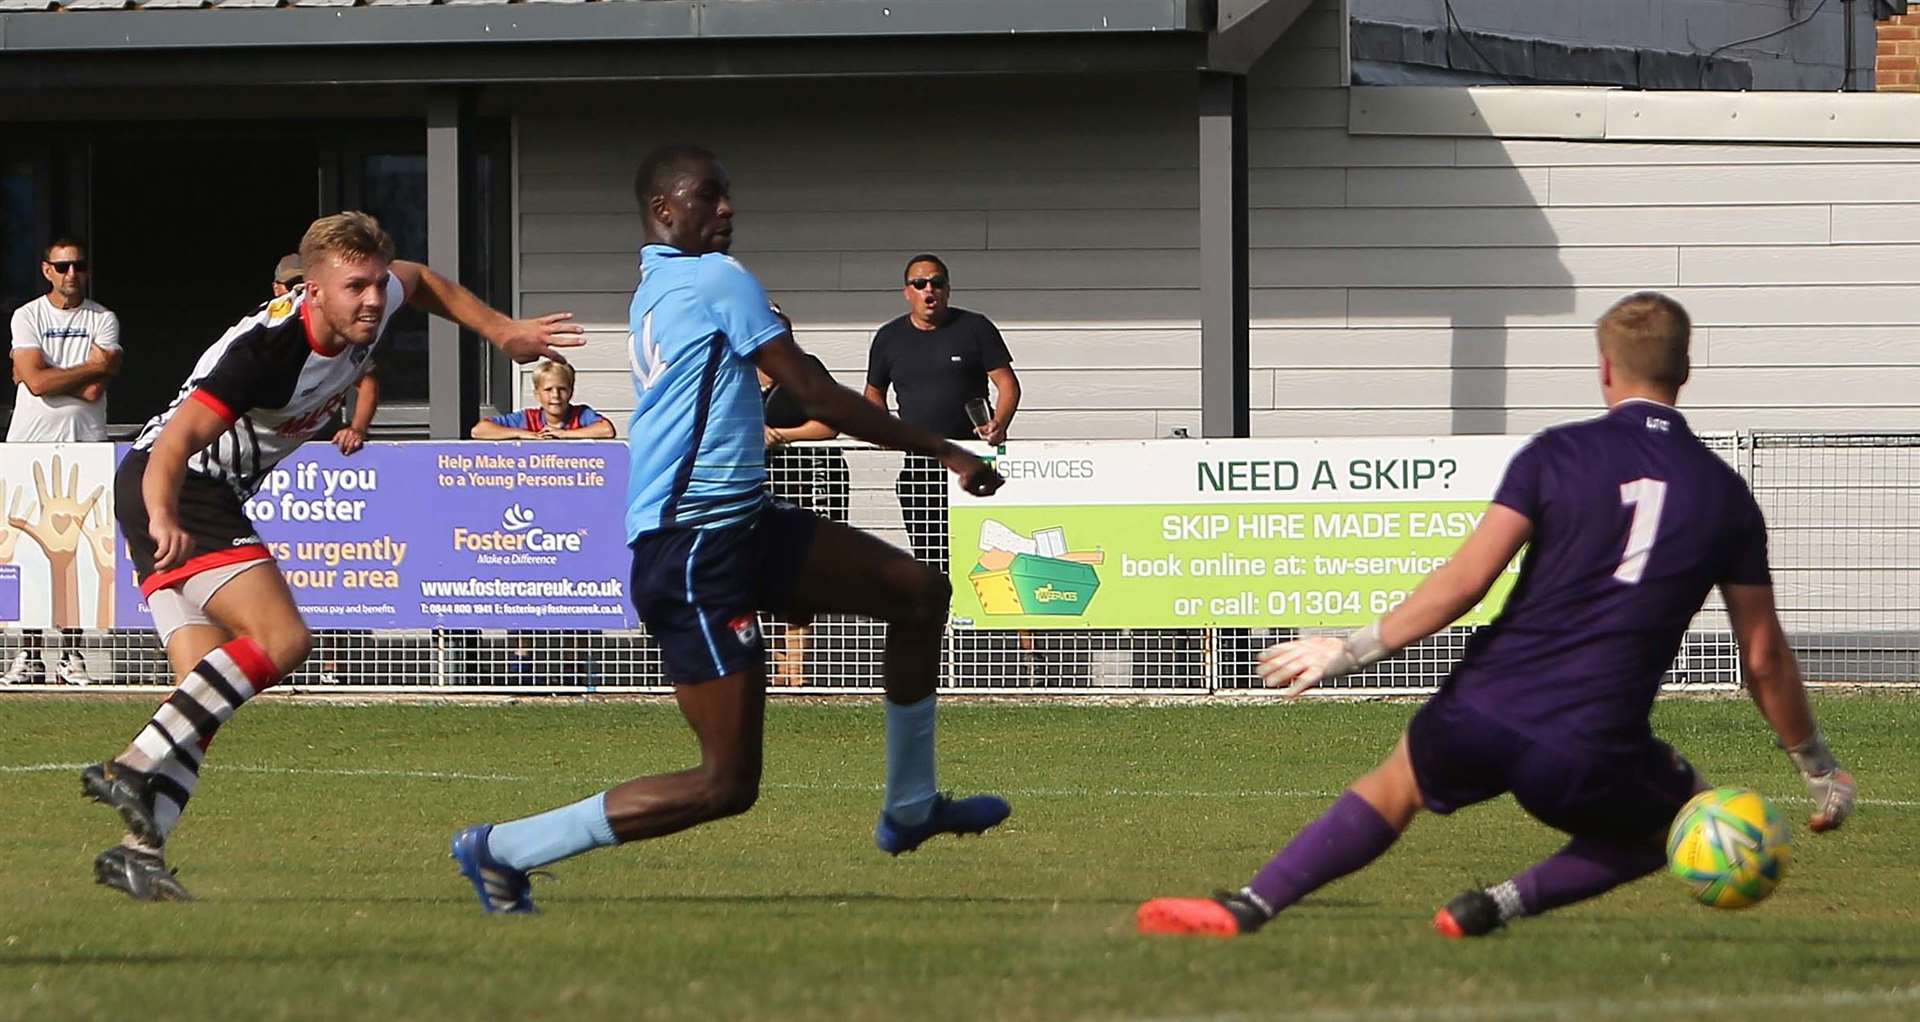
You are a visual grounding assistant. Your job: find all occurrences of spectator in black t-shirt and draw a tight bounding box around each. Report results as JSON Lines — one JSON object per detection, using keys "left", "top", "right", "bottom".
{"left": 864, "top": 254, "right": 1021, "bottom": 569}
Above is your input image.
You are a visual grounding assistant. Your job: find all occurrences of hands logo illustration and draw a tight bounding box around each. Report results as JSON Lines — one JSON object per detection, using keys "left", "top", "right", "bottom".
{"left": 0, "top": 455, "right": 113, "bottom": 628}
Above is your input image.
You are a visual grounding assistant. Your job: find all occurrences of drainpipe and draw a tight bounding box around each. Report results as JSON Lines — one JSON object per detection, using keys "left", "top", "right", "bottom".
{"left": 1843, "top": 0, "right": 1856, "bottom": 91}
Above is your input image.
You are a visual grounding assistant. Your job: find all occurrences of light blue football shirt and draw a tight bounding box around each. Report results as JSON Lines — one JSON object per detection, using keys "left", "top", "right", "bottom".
{"left": 625, "top": 243, "right": 786, "bottom": 540}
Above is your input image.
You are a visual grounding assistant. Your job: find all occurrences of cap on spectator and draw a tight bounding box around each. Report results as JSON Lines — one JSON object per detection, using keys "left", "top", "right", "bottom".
{"left": 273, "top": 253, "right": 304, "bottom": 286}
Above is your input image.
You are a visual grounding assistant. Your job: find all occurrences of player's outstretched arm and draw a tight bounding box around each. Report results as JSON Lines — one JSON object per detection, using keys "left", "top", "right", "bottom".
{"left": 755, "top": 335, "right": 1002, "bottom": 497}
{"left": 142, "top": 397, "right": 234, "bottom": 570}
{"left": 1722, "top": 582, "right": 1855, "bottom": 832}
{"left": 389, "top": 260, "right": 585, "bottom": 365}
{"left": 1258, "top": 503, "right": 1532, "bottom": 696}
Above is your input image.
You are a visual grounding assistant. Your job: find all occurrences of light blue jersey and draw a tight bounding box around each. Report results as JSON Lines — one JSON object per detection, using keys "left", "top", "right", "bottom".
{"left": 625, "top": 243, "right": 786, "bottom": 540}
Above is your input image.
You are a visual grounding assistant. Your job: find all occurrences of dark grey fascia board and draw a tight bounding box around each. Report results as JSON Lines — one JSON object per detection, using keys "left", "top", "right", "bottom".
{"left": 1206, "top": 0, "right": 1313, "bottom": 73}
{"left": 701, "top": 0, "right": 1203, "bottom": 38}
{"left": 1, "top": 4, "right": 697, "bottom": 52}
{"left": 0, "top": 0, "right": 1205, "bottom": 54}
{"left": 0, "top": 31, "right": 1211, "bottom": 89}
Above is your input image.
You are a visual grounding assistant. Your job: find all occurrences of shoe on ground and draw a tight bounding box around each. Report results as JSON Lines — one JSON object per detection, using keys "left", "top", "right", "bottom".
{"left": 1433, "top": 889, "right": 1504, "bottom": 939}
{"left": 94, "top": 845, "right": 193, "bottom": 902}
{"left": 81, "top": 762, "right": 163, "bottom": 846}
{"left": 451, "top": 824, "right": 537, "bottom": 914}
{"left": 874, "top": 792, "right": 1012, "bottom": 856}
{"left": 1137, "top": 889, "right": 1269, "bottom": 938}
{"left": 58, "top": 654, "right": 94, "bottom": 686}
{"left": 3, "top": 651, "right": 48, "bottom": 685}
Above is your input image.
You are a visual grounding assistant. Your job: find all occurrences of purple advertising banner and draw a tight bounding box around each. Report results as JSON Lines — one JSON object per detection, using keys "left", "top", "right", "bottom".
{"left": 115, "top": 441, "right": 634, "bottom": 629}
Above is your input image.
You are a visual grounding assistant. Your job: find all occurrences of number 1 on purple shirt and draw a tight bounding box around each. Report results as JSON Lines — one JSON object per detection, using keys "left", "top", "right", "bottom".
{"left": 1614, "top": 478, "right": 1668, "bottom": 584}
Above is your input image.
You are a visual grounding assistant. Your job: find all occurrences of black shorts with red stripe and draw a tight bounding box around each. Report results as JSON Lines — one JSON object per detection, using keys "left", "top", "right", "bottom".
{"left": 115, "top": 449, "right": 275, "bottom": 597}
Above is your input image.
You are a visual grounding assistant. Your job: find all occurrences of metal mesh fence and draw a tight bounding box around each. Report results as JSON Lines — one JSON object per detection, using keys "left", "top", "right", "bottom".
{"left": 3, "top": 433, "right": 1913, "bottom": 692}
{"left": 1748, "top": 433, "right": 1920, "bottom": 683}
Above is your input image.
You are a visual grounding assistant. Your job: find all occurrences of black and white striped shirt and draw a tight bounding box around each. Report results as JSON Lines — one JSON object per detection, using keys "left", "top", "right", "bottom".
{"left": 132, "top": 277, "right": 402, "bottom": 498}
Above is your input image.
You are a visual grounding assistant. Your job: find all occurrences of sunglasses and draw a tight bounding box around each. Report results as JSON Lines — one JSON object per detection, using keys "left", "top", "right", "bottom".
{"left": 907, "top": 276, "right": 949, "bottom": 291}
{"left": 47, "top": 260, "right": 90, "bottom": 274}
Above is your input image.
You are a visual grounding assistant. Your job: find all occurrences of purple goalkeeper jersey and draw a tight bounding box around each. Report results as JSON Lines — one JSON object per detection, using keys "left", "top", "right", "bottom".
{"left": 1445, "top": 399, "right": 1771, "bottom": 748}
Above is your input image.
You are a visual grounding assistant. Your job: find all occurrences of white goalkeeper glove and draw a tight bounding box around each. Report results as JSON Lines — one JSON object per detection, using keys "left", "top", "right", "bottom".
{"left": 1785, "top": 729, "right": 1855, "bottom": 833}
{"left": 1256, "top": 620, "right": 1390, "bottom": 697}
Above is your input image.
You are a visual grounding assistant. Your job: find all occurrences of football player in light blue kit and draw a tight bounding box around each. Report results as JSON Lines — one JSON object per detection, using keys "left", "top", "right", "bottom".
{"left": 452, "top": 144, "right": 1011, "bottom": 913}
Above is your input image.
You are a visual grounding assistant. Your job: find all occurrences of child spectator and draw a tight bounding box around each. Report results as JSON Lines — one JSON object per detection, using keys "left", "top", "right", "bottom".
{"left": 472, "top": 360, "right": 615, "bottom": 440}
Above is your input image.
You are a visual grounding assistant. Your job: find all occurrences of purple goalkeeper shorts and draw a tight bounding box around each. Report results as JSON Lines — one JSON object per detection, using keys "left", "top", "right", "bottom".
{"left": 1405, "top": 692, "right": 1701, "bottom": 840}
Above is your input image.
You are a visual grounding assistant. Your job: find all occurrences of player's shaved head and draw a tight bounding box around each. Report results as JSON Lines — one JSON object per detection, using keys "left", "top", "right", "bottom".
{"left": 635, "top": 144, "right": 736, "bottom": 254}
{"left": 1597, "top": 291, "right": 1691, "bottom": 391}
{"left": 634, "top": 144, "right": 720, "bottom": 211}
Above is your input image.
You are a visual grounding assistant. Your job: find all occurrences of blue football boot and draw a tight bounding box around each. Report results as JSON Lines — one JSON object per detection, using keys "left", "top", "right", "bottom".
{"left": 874, "top": 792, "right": 1012, "bottom": 856}
{"left": 451, "top": 824, "right": 537, "bottom": 914}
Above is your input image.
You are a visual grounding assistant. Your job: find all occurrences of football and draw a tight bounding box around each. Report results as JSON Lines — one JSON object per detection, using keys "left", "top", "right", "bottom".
{"left": 1666, "top": 787, "right": 1793, "bottom": 909}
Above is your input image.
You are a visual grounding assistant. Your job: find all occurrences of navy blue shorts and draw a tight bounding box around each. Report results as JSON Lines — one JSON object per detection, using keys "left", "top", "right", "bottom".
{"left": 629, "top": 501, "right": 819, "bottom": 685}
{"left": 1406, "top": 692, "right": 1699, "bottom": 840}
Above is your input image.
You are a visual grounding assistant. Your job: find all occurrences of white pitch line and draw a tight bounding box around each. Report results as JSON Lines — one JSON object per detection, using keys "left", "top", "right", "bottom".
{"left": 1129, "top": 983, "right": 1920, "bottom": 1022}
{"left": 759, "top": 780, "right": 1920, "bottom": 809}
{"left": 756, "top": 787, "right": 1344, "bottom": 803}
{"left": 3, "top": 764, "right": 1915, "bottom": 809}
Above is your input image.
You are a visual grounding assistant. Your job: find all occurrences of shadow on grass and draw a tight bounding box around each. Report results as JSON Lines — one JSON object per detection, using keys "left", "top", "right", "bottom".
{"left": 218, "top": 891, "right": 1148, "bottom": 908}
{"left": 0, "top": 950, "right": 449, "bottom": 968}
{"left": 1575, "top": 922, "right": 1896, "bottom": 948}
{"left": 210, "top": 892, "right": 1385, "bottom": 914}
{"left": 545, "top": 893, "right": 1387, "bottom": 912}
{"left": 1814, "top": 955, "right": 1920, "bottom": 970}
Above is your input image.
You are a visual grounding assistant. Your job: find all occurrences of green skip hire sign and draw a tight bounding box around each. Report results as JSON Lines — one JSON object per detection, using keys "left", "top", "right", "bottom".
{"left": 946, "top": 437, "right": 1531, "bottom": 630}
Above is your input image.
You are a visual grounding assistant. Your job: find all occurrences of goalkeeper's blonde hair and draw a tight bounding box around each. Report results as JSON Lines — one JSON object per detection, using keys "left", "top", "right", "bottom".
{"left": 1597, "top": 291, "right": 1690, "bottom": 391}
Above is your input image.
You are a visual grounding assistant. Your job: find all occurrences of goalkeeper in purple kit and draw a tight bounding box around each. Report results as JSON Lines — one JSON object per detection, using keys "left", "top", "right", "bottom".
{"left": 1139, "top": 292, "right": 1856, "bottom": 939}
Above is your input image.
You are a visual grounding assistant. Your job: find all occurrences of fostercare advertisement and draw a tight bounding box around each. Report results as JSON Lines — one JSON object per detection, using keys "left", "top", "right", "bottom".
{"left": 947, "top": 437, "right": 1531, "bottom": 629}
{"left": 114, "top": 441, "right": 632, "bottom": 629}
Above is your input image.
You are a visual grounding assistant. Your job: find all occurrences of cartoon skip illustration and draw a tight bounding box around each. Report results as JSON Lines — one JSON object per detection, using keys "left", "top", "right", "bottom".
{"left": 968, "top": 519, "right": 1104, "bottom": 617}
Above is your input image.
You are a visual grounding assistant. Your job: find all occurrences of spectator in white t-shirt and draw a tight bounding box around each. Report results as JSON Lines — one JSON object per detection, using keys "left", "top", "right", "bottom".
{"left": 8, "top": 238, "right": 121, "bottom": 443}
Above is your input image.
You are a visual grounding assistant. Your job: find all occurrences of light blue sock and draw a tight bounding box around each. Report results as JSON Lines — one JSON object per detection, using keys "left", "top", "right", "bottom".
{"left": 486, "top": 791, "right": 618, "bottom": 871}
{"left": 884, "top": 693, "right": 938, "bottom": 825}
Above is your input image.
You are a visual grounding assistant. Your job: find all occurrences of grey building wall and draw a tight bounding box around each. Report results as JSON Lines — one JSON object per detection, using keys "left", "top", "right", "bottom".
{"left": 510, "top": 73, "right": 1212, "bottom": 441}
{"left": 513, "top": 0, "right": 1920, "bottom": 439}
{"left": 1254, "top": 3, "right": 1920, "bottom": 435}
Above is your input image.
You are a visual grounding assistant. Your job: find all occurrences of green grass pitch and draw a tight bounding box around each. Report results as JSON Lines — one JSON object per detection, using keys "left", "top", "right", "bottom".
{"left": 3, "top": 693, "right": 1917, "bottom": 1021}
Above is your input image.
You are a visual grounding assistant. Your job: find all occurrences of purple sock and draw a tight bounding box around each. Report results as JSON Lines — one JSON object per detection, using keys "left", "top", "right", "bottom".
{"left": 1246, "top": 790, "right": 1402, "bottom": 915}
{"left": 1500, "top": 835, "right": 1665, "bottom": 919}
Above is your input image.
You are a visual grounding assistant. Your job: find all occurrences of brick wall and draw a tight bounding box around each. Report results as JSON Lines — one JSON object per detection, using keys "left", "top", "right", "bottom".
{"left": 1880, "top": 15, "right": 1920, "bottom": 91}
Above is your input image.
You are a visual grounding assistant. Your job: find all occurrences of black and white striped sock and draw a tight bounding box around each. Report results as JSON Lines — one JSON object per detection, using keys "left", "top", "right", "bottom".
{"left": 115, "top": 638, "right": 280, "bottom": 839}
{"left": 151, "top": 747, "right": 205, "bottom": 839}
